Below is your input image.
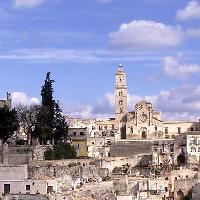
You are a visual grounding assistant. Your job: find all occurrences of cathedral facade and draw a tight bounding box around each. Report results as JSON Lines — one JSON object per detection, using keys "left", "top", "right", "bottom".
{"left": 114, "top": 65, "right": 199, "bottom": 140}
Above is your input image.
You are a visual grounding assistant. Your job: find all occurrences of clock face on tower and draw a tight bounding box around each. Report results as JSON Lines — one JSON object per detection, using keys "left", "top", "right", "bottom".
{"left": 140, "top": 113, "right": 148, "bottom": 122}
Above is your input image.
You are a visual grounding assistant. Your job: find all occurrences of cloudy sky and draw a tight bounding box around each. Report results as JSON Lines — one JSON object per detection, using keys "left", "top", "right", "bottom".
{"left": 0, "top": 0, "right": 200, "bottom": 121}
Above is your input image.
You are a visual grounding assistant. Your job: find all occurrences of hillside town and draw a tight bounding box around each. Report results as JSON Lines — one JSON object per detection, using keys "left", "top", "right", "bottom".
{"left": 0, "top": 65, "right": 199, "bottom": 200}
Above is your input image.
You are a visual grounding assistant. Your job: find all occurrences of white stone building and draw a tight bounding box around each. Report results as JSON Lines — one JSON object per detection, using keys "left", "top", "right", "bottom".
{"left": 0, "top": 165, "right": 57, "bottom": 197}
{"left": 186, "top": 132, "right": 200, "bottom": 163}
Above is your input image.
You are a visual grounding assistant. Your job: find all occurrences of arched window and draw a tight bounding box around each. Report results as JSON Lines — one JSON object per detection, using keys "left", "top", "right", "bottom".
{"left": 119, "top": 100, "right": 123, "bottom": 105}
{"left": 119, "top": 91, "right": 123, "bottom": 96}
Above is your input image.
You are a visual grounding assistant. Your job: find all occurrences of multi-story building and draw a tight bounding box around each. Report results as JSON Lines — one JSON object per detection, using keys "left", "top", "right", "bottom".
{"left": 186, "top": 132, "right": 200, "bottom": 163}
{"left": 68, "top": 127, "right": 88, "bottom": 158}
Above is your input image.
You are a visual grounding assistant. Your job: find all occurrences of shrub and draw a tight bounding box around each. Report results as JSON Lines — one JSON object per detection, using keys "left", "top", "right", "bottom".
{"left": 44, "top": 148, "right": 54, "bottom": 160}
{"left": 44, "top": 142, "right": 77, "bottom": 160}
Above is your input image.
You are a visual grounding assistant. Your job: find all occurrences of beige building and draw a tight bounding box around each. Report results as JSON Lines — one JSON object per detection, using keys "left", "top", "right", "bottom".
{"left": 68, "top": 127, "right": 88, "bottom": 158}
{"left": 114, "top": 65, "right": 200, "bottom": 140}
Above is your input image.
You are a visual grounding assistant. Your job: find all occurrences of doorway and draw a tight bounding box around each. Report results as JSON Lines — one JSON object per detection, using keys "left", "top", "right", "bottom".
{"left": 4, "top": 184, "right": 10, "bottom": 195}
{"left": 141, "top": 127, "right": 147, "bottom": 139}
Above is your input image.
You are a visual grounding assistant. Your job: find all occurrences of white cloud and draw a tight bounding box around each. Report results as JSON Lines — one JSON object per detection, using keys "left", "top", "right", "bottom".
{"left": 66, "top": 85, "right": 200, "bottom": 121}
{"left": 186, "top": 28, "right": 200, "bottom": 38}
{"left": 156, "top": 85, "right": 200, "bottom": 121}
{"left": 11, "top": 92, "right": 40, "bottom": 106}
{"left": 163, "top": 55, "right": 200, "bottom": 79}
{"left": 0, "top": 48, "right": 165, "bottom": 63}
{"left": 176, "top": 1, "right": 200, "bottom": 21}
{"left": 14, "top": 0, "right": 46, "bottom": 8}
{"left": 109, "top": 20, "right": 184, "bottom": 50}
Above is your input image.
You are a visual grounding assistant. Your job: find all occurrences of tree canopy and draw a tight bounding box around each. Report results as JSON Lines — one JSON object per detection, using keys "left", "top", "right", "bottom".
{"left": 33, "top": 72, "right": 68, "bottom": 144}
{"left": 0, "top": 106, "right": 19, "bottom": 142}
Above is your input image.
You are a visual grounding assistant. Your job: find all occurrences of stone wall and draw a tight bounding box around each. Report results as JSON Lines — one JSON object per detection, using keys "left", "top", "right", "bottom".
{"left": 101, "top": 155, "right": 152, "bottom": 172}
{"left": 0, "top": 144, "right": 33, "bottom": 165}
{"left": 32, "top": 145, "right": 53, "bottom": 161}
{"left": 110, "top": 140, "right": 153, "bottom": 157}
{"left": 174, "top": 178, "right": 200, "bottom": 199}
{"left": 28, "top": 159, "right": 101, "bottom": 193}
{"left": 0, "top": 144, "right": 54, "bottom": 165}
{"left": 2, "top": 194, "right": 48, "bottom": 200}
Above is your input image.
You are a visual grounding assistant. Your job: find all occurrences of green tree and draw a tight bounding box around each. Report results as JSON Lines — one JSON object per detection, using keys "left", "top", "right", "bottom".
{"left": 33, "top": 72, "right": 55, "bottom": 143}
{"left": 0, "top": 106, "right": 19, "bottom": 141}
{"left": 53, "top": 101, "right": 68, "bottom": 143}
{"left": 44, "top": 143, "right": 77, "bottom": 160}
{"left": 33, "top": 72, "right": 69, "bottom": 144}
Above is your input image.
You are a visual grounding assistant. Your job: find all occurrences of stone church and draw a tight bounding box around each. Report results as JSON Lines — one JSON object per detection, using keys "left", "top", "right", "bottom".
{"left": 114, "top": 65, "right": 199, "bottom": 140}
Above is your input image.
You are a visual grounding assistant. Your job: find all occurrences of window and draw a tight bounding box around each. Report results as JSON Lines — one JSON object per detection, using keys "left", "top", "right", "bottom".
{"left": 191, "top": 127, "right": 194, "bottom": 131}
{"left": 26, "top": 185, "right": 30, "bottom": 193}
{"left": 26, "top": 185, "right": 30, "bottom": 191}
{"left": 80, "top": 132, "right": 84, "bottom": 136}
{"left": 119, "top": 91, "right": 123, "bottom": 96}
{"left": 73, "top": 132, "right": 76, "bottom": 136}
{"left": 4, "top": 184, "right": 10, "bottom": 194}
{"left": 165, "top": 127, "right": 168, "bottom": 135}
{"left": 119, "top": 100, "right": 123, "bottom": 105}
{"left": 190, "top": 139, "right": 196, "bottom": 145}
{"left": 191, "top": 147, "right": 196, "bottom": 152}
{"left": 155, "top": 126, "right": 157, "bottom": 131}
{"left": 178, "top": 127, "right": 181, "bottom": 134}
{"left": 170, "top": 144, "right": 174, "bottom": 152}
{"left": 112, "top": 124, "right": 115, "bottom": 130}
{"left": 47, "top": 186, "right": 53, "bottom": 193}
{"left": 120, "top": 107, "right": 123, "bottom": 113}
{"left": 104, "top": 126, "right": 107, "bottom": 130}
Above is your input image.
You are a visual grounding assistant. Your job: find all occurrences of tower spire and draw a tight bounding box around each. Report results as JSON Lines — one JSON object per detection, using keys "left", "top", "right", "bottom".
{"left": 114, "top": 64, "right": 128, "bottom": 139}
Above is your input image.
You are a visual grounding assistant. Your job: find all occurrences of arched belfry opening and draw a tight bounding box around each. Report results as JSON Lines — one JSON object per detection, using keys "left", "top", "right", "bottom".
{"left": 177, "top": 190, "right": 184, "bottom": 200}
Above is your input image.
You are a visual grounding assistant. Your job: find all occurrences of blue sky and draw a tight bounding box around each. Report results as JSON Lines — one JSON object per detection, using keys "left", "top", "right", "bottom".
{"left": 0, "top": 0, "right": 200, "bottom": 120}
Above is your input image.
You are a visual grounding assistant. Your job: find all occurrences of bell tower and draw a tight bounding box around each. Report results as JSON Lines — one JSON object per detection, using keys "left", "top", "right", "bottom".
{"left": 115, "top": 65, "right": 127, "bottom": 138}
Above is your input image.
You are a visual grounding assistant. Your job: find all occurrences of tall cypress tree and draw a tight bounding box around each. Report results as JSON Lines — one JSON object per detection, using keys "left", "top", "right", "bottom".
{"left": 33, "top": 72, "right": 55, "bottom": 143}
{"left": 33, "top": 72, "right": 68, "bottom": 144}
{"left": 54, "top": 101, "right": 68, "bottom": 143}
